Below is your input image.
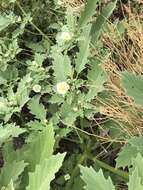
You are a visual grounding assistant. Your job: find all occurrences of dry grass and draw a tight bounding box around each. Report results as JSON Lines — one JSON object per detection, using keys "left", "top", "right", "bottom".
{"left": 63, "top": 0, "right": 85, "bottom": 9}
{"left": 99, "top": 6, "right": 143, "bottom": 137}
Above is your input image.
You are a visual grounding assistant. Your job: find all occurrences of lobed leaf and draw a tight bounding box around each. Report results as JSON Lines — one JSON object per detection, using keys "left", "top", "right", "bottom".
{"left": 0, "top": 124, "right": 26, "bottom": 146}
{"left": 116, "top": 144, "right": 138, "bottom": 168}
{"left": 75, "top": 25, "right": 91, "bottom": 75}
{"left": 79, "top": 0, "right": 99, "bottom": 28}
{"left": 28, "top": 96, "right": 46, "bottom": 122}
{"left": 116, "top": 137, "right": 143, "bottom": 168}
{"left": 91, "top": 1, "right": 117, "bottom": 44}
{"left": 121, "top": 71, "right": 143, "bottom": 106}
{"left": 24, "top": 124, "right": 55, "bottom": 172}
{"left": 26, "top": 153, "right": 66, "bottom": 190}
{"left": 51, "top": 48, "right": 72, "bottom": 82}
{"left": 128, "top": 167, "right": 143, "bottom": 190}
{"left": 80, "top": 165, "right": 115, "bottom": 190}
{"left": 86, "top": 62, "right": 107, "bottom": 101}
{"left": 128, "top": 154, "right": 143, "bottom": 190}
{"left": 0, "top": 15, "right": 13, "bottom": 31}
{"left": 1, "top": 181, "right": 15, "bottom": 190}
{"left": 0, "top": 160, "right": 27, "bottom": 188}
{"left": 132, "top": 154, "right": 143, "bottom": 184}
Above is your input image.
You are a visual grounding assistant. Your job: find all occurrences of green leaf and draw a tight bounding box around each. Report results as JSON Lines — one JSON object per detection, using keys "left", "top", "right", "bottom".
{"left": 75, "top": 25, "right": 91, "bottom": 75}
{"left": 66, "top": 7, "right": 76, "bottom": 31}
{"left": 128, "top": 167, "right": 143, "bottom": 190}
{"left": 28, "top": 96, "right": 46, "bottom": 122}
{"left": 75, "top": 39, "right": 90, "bottom": 75}
{"left": 49, "top": 94, "right": 64, "bottom": 104}
{"left": 116, "top": 137, "right": 143, "bottom": 168}
{"left": 34, "top": 53, "right": 45, "bottom": 67}
{"left": 3, "top": 142, "right": 24, "bottom": 163}
{"left": 60, "top": 102, "right": 78, "bottom": 126}
{"left": 79, "top": 0, "right": 99, "bottom": 28}
{"left": 0, "top": 160, "right": 27, "bottom": 188}
{"left": 0, "top": 124, "right": 26, "bottom": 145}
{"left": 129, "top": 136, "right": 143, "bottom": 152}
{"left": 27, "top": 120, "right": 44, "bottom": 131}
{"left": 86, "top": 62, "right": 107, "bottom": 101}
{"left": 63, "top": 55, "right": 73, "bottom": 78}
{"left": 51, "top": 48, "right": 72, "bottom": 82}
{"left": 132, "top": 154, "right": 143, "bottom": 184}
{"left": 121, "top": 71, "right": 143, "bottom": 106}
{"left": 1, "top": 181, "right": 14, "bottom": 190}
{"left": 24, "top": 124, "right": 55, "bottom": 172}
{"left": 0, "top": 15, "right": 12, "bottom": 31}
{"left": 15, "top": 74, "right": 31, "bottom": 108}
{"left": 26, "top": 40, "right": 49, "bottom": 54}
{"left": 91, "top": 1, "right": 117, "bottom": 44}
{"left": 0, "top": 65, "right": 18, "bottom": 82}
{"left": 0, "top": 98, "right": 9, "bottom": 114}
{"left": 80, "top": 166, "right": 115, "bottom": 190}
{"left": 128, "top": 154, "right": 143, "bottom": 190}
{"left": 116, "top": 144, "right": 138, "bottom": 168}
{"left": 72, "top": 176, "right": 85, "bottom": 190}
{"left": 26, "top": 153, "right": 66, "bottom": 190}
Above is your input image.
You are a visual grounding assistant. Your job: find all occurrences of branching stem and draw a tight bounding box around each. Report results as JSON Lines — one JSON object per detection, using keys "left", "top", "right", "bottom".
{"left": 16, "top": 1, "right": 50, "bottom": 42}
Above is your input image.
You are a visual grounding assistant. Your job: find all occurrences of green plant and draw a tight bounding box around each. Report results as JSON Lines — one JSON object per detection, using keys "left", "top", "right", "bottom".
{"left": 0, "top": 0, "right": 143, "bottom": 189}
{"left": 0, "top": 123, "right": 66, "bottom": 189}
{"left": 121, "top": 72, "right": 143, "bottom": 106}
{"left": 80, "top": 153, "right": 143, "bottom": 190}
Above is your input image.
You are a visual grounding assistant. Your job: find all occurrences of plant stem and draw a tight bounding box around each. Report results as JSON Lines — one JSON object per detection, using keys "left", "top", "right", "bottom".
{"left": 16, "top": 1, "right": 50, "bottom": 42}
{"left": 65, "top": 147, "right": 128, "bottom": 190}
{"left": 90, "top": 155, "right": 129, "bottom": 180}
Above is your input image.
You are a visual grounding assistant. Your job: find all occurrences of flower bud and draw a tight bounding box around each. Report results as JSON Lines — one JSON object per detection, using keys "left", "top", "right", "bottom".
{"left": 33, "top": 84, "right": 41, "bottom": 93}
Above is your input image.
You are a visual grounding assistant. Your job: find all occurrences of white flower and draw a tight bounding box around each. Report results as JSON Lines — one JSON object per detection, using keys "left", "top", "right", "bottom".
{"left": 59, "top": 31, "right": 73, "bottom": 41}
{"left": 56, "top": 81, "right": 70, "bottom": 95}
{"left": 33, "top": 84, "right": 41, "bottom": 93}
{"left": 64, "top": 174, "right": 70, "bottom": 181}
